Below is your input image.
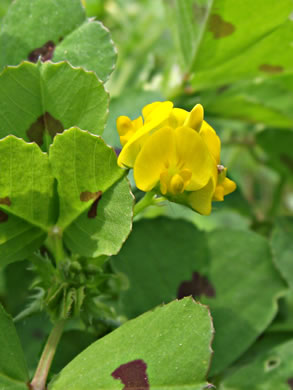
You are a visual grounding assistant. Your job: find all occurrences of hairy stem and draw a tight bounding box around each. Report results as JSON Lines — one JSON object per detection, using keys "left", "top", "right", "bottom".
{"left": 30, "top": 320, "right": 65, "bottom": 390}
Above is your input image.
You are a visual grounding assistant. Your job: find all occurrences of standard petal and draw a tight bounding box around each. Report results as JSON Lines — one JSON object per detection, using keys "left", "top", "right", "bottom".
{"left": 200, "top": 121, "right": 221, "bottom": 164}
{"left": 168, "top": 108, "right": 188, "bottom": 128}
{"left": 134, "top": 127, "right": 176, "bottom": 192}
{"left": 175, "top": 126, "right": 215, "bottom": 191}
{"left": 118, "top": 101, "right": 173, "bottom": 168}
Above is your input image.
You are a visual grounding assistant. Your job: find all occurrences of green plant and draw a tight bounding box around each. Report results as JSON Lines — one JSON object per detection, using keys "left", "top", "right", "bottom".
{"left": 0, "top": 1, "right": 293, "bottom": 390}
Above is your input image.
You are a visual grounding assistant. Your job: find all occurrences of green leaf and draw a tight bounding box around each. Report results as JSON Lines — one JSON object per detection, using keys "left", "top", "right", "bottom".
{"left": 202, "top": 77, "right": 293, "bottom": 128}
{"left": 112, "top": 217, "right": 287, "bottom": 376}
{"left": 165, "top": 0, "right": 214, "bottom": 70}
{"left": 271, "top": 217, "right": 293, "bottom": 289}
{"left": 0, "top": 61, "right": 108, "bottom": 147}
{"left": 49, "top": 128, "right": 134, "bottom": 257}
{"left": 257, "top": 129, "right": 293, "bottom": 177}
{"left": 0, "top": 0, "right": 116, "bottom": 81}
{"left": 0, "top": 136, "right": 54, "bottom": 230}
{"left": 0, "top": 136, "right": 53, "bottom": 266}
{"left": 53, "top": 20, "right": 116, "bottom": 83}
{"left": 0, "top": 215, "right": 45, "bottom": 268}
{"left": 219, "top": 340, "right": 293, "bottom": 390}
{"left": 0, "top": 303, "right": 29, "bottom": 389}
{"left": 166, "top": 0, "right": 293, "bottom": 89}
{"left": 49, "top": 298, "right": 214, "bottom": 390}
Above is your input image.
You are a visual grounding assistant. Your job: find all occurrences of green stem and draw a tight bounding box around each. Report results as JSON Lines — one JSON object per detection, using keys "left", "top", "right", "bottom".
{"left": 30, "top": 320, "right": 65, "bottom": 390}
{"left": 46, "top": 226, "right": 65, "bottom": 265}
{"left": 133, "top": 191, "right": 159, "bottom": 217}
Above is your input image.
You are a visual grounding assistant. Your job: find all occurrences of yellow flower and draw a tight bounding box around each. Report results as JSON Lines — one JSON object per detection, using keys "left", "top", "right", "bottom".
{"left": 117, "top": 101, "right": 204, "bottom": 168}
{"left": 116, "top": 101, "right": 236, "bottom": 215}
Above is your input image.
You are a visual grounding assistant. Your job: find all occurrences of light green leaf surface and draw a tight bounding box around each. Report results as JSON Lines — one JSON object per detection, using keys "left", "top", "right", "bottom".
{"left": 0, "top": 0, "right": 116, "bottom": 81}
{"left": 53, "top": 20, "right": 116, "bottom": 82}
{"left": 0, "top": 136, "right": 54, "bottom": 230}
{"left": 0, "top": 136, "right": 53, "bottom": 266}
{"left": 113, "top": 218, "right": 286, "bottom": 376}
{"left": 202, "top": 77, "right": 293, "bottom": 128}
{"left": 271, "top": 217, "right": 293, "bottom": 289}
{"left": 166, "top": 0, "right": 293, "bottom": 89}
{"left": 0, "top": 304, "right": 28, "bottom": 390}
{"left": 50, "top": 298, "right": 214, "bottom": 390}
{"left": 0, "top": 61, "right": 108, "bottom": 146}
{"left": 219, "top": 340, "right": 293, "bottom": 390}
{"left": 49, "top": 128, "right": 134, "bottom": 257}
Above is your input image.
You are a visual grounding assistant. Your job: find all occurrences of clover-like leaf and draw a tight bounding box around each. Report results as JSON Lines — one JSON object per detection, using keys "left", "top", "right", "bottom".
{"left": 0, "top": 0, "right": 116, "bottom": 81}
{"left": 49, "top": 298, "right": 214, "bottom": 390}
{"left": 219, "top": 340, "right": 293, "bottom": 390}
{"left": 0, "top": 303, "right": 29, "bottom": 390}
{"left": 166, "top": 0, "right": 293, "bottom": 89}
{"left": 0, "top": 136, "right": 54, "bottom": 267}
{"left": 113, "top": 217, "right": 287, "bottom": 375}
{"left": 0, "top": 61, "right": 108, "bottom": 148}
{"left": 49, "top": 128, "right": 134, "bottom": 257}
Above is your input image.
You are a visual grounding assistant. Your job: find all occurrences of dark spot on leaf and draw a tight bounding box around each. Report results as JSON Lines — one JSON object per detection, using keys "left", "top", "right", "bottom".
{"left": 80, "top": 191, "right": 102, "bottom": 202}
{"left": 288, "top": 378, "right": 293, "bottom": 389}
{"left": 281, "top": 154, "right": 293, "bottom": 172}
{"left": 32, "top": 328, "right": 45, "bottom": 340}
{"left": 111, "top": 359, "right": 149, "bottom": 390}
{"left": 217, "top": 85, "right": 230, "bottom": 94}
{"left": 27, "top": 112, "right": 64, "bottom": 146}
{"left": 0, "top": 196, "right": 11, "bottom": 206}
{"left": 80, "top": 191, "right": 103, "bottom": 219}
{"left": 265, "top": 357, "right": 280, "bottom": 371}
{"left": 259, "top": 64, "right": 284, "bottom": 74}
{"left": 88, "top": 194, "right": 103, "bottom": 219}
{"left": 177, "top": 272, "right": 215, "bottom": 299}
{"left": 193, "top": 2, "right": 208, "bottom": 24}
{"left": 0, "top": 210, "right": 8, "bottom": 223}
{"left": 208, "top": 14, "right": 235, "bottom": 39}
{"left": 28, "top": 40, "right": 55, "bottom": 63}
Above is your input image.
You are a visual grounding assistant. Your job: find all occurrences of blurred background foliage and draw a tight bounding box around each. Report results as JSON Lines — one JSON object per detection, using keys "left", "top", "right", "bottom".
{"left": 1, "top": 0, "right": 293, "bottom": 386}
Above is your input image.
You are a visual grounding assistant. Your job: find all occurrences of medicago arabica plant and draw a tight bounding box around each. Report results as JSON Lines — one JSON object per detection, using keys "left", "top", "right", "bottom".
{"left": 0, "top": 1, "right": 292, "bottom": 390}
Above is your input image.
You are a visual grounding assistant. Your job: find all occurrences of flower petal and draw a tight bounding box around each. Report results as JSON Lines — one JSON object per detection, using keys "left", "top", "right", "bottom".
{"left": 118, "top": 101, "right": 173, "bottom": 168}
{"left": 175, "top": 126, "right": 215, "bottom": 191}
{"left": 183, "top": 104, "right": 204, "bottom": 131}
{"left": 200, "top": 121, "right": 221, "bottom": 164}
{"left": 134, "top": 127, "right": 176, "bottom": 192}
{"left": 188, "top": 178, "right": 215, "bottom": 215}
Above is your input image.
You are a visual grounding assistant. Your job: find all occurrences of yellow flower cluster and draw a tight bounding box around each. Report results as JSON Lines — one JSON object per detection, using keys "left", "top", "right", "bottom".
{"left": 116, "top": 101, "right": 236, "bottom": 215}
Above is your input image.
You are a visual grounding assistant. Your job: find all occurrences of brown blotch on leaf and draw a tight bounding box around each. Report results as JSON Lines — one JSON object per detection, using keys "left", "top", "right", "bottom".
{"left": 288, "top": 378, "right": 293, "bottom": 389}
{"left": 281, "top": 154, "right": 293, "bottom": 172}
{"left": 0, "top": 197, "right": 11, "bottom": 206}
{"left": 193, "top": 2, "right": 208, "bottom": 24}
{"left": 27, "top": 112, "right": 64, "bottom": 146}
{"left": 80, "top": 191, "right": 102, "bottom": 202}
{"left": 208, "top": 14, "right": 236, "bottom": 39}
{"left": 259, "top": 64, "right": 284, "bottom": 74}
{"left": 28, "top": 40, "right": 55, "bottom": 63}
{"left": 111, "top": 359, "right": 149, "bottom": 390}
{"left": 177, "top": 271, "right": 215, "bottom": 299}
{"left": 0, "top": 210, "right": 8, "bottom": 223}
{"left": 80, "top": 191, "right": 103, "bottom": 219}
